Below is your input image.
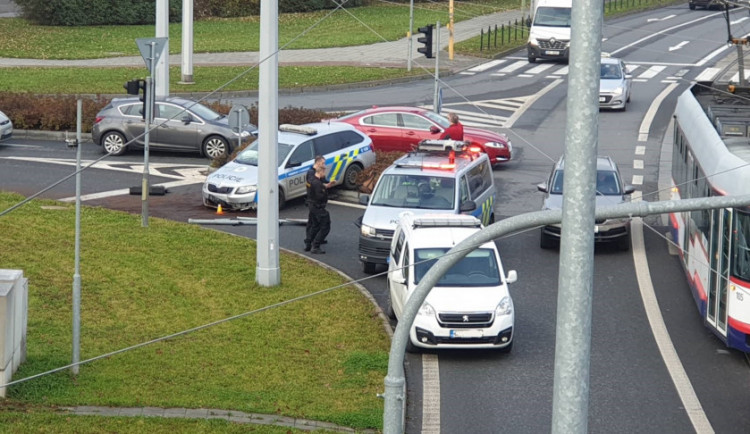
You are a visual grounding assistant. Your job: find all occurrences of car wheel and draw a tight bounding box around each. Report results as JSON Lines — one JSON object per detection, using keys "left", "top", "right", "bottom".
{"left": 689, "top": 3, "right": 696, "bottom": 9}
{"left": 405, "top": 337, "right": 419, "bottom": 353}
{"left": 278, "top": 189, "right": 286, "bottom": 210}
{"left": 363, "top": 261, "right": 377, "bottom": 274}
{"left": 488, "top": 213, "right": 495, "bottom": 226}
{"left": 528, "top": 53, "right": 536, "bottom": 63}
{"left": 203, "top": 136, "right": 230, "bottom": 160}
{"left": 499, "top": 340, "right": 514, "bottom": 354}
{"left": 617, "top": 235, "right": 631, "bottom": 251}
{"left": 343, "top": 163, "right": 363, "bottom": 190}
{"left": 540, "top": 229, "right": 556, "bottom": 249}
{"left": 101, "top": 131, "right": 127, "bottom": 156}
{"left": 386, "top": 293, "right": 396, "bottom": 320}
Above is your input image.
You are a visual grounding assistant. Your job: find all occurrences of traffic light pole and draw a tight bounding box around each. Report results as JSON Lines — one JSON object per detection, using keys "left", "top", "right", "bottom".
{"left": 433, "top": 21, "right": 440, "bottom": 114}
{"left": 407, "top": 0, "right": 414, "bottom": 71}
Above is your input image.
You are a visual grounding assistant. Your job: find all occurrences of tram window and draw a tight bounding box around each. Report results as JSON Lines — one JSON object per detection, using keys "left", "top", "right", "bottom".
{"left": 733, "top": 211, "right": 750, "bottom": 282}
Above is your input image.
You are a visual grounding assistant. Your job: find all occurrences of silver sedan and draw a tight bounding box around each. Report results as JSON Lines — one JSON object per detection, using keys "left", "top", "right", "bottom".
{"left": 599, "top": 56, "right": 632, "bottom": 111}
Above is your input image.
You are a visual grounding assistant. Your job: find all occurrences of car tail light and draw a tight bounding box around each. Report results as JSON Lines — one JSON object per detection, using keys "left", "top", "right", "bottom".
{"left": 94, "top": 116, "right": 104, "bottom": 124}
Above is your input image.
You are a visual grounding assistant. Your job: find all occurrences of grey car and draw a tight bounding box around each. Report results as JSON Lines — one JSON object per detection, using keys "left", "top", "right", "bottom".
{"left": 0, "top": 109, "right": 12, "bottom": 141}
{"left": 599, "top": 55, "right": 632, "bottom": 111}
{"left": 537, "top": 156, "right": 635, "bottom": 250}
{"left": 92, "top": 97, "right": 258, "bottom": 159}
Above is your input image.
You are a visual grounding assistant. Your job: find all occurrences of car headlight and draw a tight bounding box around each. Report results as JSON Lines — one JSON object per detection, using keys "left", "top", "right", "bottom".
{"left": 528, "top": 37, "right": 539, "bottom": 46}
{"left": 613, "top": 86, "right": 624, "bottom": 96}
{"left": 237, "top": 131, "right": 251, "bottom": 138}
{"left": 418, "top": 302, "right": 435, "bottom": 318}
{"left": 235, "top": 185, "right": 257, "bottom": 195}
{"left": 485, "top": 141, "right": 507, "bottom": 149}
{"left": 495, "top": 296, "right": 513, "bottom": 316}
{"left": 361, "top": 224, "right": 376, "bottom": 238}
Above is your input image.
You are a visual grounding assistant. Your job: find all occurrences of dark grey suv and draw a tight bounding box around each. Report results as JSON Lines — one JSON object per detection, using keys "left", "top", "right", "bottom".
{"left": 92, "top": 97, "right": 258, "bottom": 160}
{"left": 537, "top": 156, "right": 635, "bottom": 251}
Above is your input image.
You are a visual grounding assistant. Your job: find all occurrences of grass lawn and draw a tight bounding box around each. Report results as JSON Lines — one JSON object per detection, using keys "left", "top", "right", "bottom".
{"left": 0, "top": 191, "right": 390, "bottom": 430}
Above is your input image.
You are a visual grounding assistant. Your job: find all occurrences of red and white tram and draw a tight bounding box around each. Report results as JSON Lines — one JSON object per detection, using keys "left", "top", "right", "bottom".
{"left": 671, "top": 83, "right": 750, "bottom": 353}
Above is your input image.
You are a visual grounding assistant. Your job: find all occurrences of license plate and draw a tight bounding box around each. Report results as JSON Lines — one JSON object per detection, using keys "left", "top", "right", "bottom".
{"left": 599, "top": 97, "right": 606, "bottom": 102}
{"left": 545, "top": 50, "right": 560, "bottom": 55}
{"left": 450, "top": 329, "right": 484, "bottom": 338}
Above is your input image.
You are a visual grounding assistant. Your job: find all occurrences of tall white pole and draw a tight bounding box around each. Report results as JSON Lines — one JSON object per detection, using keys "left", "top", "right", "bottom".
{"left": 155, "top": 0, "right": 169, "bottom": 98}
{"left": 433, "top": 22, "right": 440, "bottom": 113}
{"left": 180, "top": 0, "right": 194, "bottom": 84}
{"left": 407, "top": 0, "right": 414, "bottom": 71}
{"left": 257, "top": 0, "right": 281, "bottom": 286}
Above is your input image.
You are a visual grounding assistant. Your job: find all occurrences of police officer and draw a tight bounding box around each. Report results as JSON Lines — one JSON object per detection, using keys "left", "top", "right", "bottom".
{"left": 306, "top": 165, "right": 331, "bottom": 254}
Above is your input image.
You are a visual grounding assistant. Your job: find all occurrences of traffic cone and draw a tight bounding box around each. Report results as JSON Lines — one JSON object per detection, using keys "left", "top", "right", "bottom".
{"left": 217, "top": 204, "right": 224, "bottom": 215}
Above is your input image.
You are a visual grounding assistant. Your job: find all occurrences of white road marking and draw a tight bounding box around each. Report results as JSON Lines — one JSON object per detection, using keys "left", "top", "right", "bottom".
{"left": 630, "top": 211, "right": 714, "bottom": 434}
{"left": 634, "top": 160, "right": 644, "bottom": 170}
{"left": 504, "top": 79, "right": 564, "bottom": 128}
{"left": 638, "top": 82, "right": 679, "bottom": 142}
{"left": 421, "top": 353, "right": 441, "bottom": 434}
{"left": 466, "top": 59, "right": 506, "bottom": 73}
{"left": 635, "top": 146, "right": 646, "bottom": 155}
{"left": 694, "top": 67, "right": 721, "bottom": 82}
{"left": 647, "top": 14, "right": 676, "bottom": 22}
{"left": 638, "top": 65, "right": 666, "bottom": 79}
{"left": 731, "top": 17, "right": 749, "bottom": 25}
{"left": 498, "top": 60, "right": 527, "bottom": 73}
{"left": 527, "top": 63, "right": 555, "bottom": 74}
{"left": 696, "top": 45, "right": 730, "bottom": 67}
{"left": 611, "top": 12, "right": 722, "bottom": 56}
{"left": 551, "top": 66, "right": 569, "bottom": 75}
{"left": 631, "top": 175, "right": 643, "bottom": 185}
{"left": 668, "top": 41, "right": 689, "bottom": 52}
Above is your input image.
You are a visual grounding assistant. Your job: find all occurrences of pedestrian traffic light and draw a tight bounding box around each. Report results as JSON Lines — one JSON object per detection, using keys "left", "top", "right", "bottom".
{"left": 123, "top": 79, "right": 148, "bottom": 120}
{"left": 417, "top": 24, "right": 434, "bottom": 59}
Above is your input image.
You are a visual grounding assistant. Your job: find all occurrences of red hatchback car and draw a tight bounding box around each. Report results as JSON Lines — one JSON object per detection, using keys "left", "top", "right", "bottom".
{"left": 336, "top": 106, "right": 512, "bottom": 166}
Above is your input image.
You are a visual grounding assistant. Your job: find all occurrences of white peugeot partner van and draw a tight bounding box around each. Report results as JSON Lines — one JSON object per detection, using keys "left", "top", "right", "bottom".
{"left": 527, "top": 0, "right": 572, "bottom": 63}
{"left": 357, "top": 142, "right": 496, "bottom": 274}
{"left": 386, "top": 212, "right": 518, "bottom": 352}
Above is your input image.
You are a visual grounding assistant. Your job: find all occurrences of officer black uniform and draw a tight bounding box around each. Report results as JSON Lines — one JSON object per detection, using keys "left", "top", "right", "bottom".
{"left": 306, "top": 169, "right": 331, "bottom": 254}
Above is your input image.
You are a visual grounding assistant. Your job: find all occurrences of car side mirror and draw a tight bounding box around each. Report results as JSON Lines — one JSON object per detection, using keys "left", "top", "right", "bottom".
{"left": 390, "top": 269, "right": 406, "bottom": 285}
{"left": 537, "top": 183, "right": 549, "bottom": 193}
{"left": 525, "top": 17, "right": 531, "bottom": 27}
{"left": 623, "top": 185, "right": 636, "bottom": 195}
{"left": 286, "top": 160, "right": 302, "bottom": 168}
{"left": 625, "top": 74, "right": 633, "bottom": 79}
{"left": 459, "top": 200, "right": 477, "bottom": 212}
{"left": 359, "top": 195, "right": 370, "bottom": 205}
{"left": 506, "top": 270, "right": 518, "bottom": 284}
{"left": 181, "top": 115, "right": 192, "bottom": 124}
{"left": 430, "top": 125, "right": 441, "bottom": 134}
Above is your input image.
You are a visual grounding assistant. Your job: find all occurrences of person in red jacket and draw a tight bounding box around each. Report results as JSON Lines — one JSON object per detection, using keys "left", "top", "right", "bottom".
{"left": 441, "top": 113, "right": 464, "bottom": 141}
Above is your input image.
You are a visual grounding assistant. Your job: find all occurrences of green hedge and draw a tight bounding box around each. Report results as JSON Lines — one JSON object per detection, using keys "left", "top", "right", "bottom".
{"left": 13, "top": 0, "right": 369, "bottom": 24}
{"left": 14, "top": 0, "right": 183, "bottom": 26}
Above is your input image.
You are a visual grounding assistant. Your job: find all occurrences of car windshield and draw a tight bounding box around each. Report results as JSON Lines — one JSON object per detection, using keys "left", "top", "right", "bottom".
{"left": 601, "top": 64, "right": 622, "bottom": 79}
{"left": 185, "top": 102, "right": 223, "bottom": 121}
{"left": 371, "top": 174, "right": 455, "bottom": 210}
{"left": 414, "top": 248, "right": 501, "bottom": 287}
{"left": 234, "top": 141, "right": 294, "bottom": 167}
{"left": 533, "top": 7, "right": 572, "bottom": 27}
{"left": 337, "top": 109, "right": 369, "bottom": 121}
{"left": 422, "top": 111, "right": 451, "bottom": 128}
{"left": 549, "top": 169, "right": 621, "bottom": 195}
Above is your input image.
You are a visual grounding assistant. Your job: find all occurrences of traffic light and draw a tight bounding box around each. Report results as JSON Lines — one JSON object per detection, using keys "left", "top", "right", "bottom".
{"left": 123, "top": 79, "right": 148, "bottom": 120}
{"left": 417, "top": 24, "right": 434, "bottom": 59}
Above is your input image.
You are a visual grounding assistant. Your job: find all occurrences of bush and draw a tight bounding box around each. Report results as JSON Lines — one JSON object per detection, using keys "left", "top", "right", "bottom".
{"left": 15, "top": 0, "right": 182, "bottom": 26}
{"left": 193, "top": 0, "right": 366, "bottom": 18}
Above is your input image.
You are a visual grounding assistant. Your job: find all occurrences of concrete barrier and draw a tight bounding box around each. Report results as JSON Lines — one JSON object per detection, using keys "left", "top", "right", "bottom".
{"left": 0, "top": 269, "right": 28, "bottom": 398}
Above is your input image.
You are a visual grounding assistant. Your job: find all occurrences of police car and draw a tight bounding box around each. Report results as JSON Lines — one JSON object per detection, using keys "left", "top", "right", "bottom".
{"left": 387, "top": 212, "right": 517, "bottom": 352}
{"left": 203, "top": 122, "right": 374, "bottom": 210}
{"left": 358, "top": 140, "right": 497, "bottom": 274}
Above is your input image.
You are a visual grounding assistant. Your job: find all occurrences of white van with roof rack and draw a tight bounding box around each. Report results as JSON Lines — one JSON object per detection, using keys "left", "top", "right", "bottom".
{"left": 386, "top": 212, "right": 517, "bottom": 352}
{"left": 357, "top": 140, "right": 496, "bottom": 274}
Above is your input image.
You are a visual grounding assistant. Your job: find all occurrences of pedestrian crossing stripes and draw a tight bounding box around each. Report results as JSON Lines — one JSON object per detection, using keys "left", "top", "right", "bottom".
{"left": 424, "top": 95, "right": 532, "bottom": 128}
{"left": 462, "top": 59, "right": 675, "bottom": 83}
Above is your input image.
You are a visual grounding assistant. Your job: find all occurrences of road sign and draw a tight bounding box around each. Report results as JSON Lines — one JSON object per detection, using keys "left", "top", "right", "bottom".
{"left": 136, "top": 37, "right": 168, "bottom": 73}
{"left": 228, "top": 105, "right": 250, "bottom": 132}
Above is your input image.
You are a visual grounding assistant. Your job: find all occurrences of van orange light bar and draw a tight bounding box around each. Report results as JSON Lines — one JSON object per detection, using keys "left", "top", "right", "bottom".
{"left": 468, "top": 145, "right": 482, "bottom": 153}
{"left": 422, "top": 162, "right": 456, "bottom": 170}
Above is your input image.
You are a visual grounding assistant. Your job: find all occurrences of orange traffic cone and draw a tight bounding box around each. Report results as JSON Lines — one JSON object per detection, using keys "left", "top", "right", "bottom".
{"left": 217, "top": 204, "right": 224, "bottom": 215}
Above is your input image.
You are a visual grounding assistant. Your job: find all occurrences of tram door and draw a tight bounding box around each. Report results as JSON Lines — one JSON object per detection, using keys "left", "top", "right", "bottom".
{"left": 708, "top": 208, "right": 731, "bottom": 335}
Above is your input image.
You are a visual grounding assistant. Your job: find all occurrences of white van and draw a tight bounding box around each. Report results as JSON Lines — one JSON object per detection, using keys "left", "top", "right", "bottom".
{"left": 357, "top": 142, "right": 496, "bottom": 274}
{"left": 527, "top": 0, "right": 572, "bottom": 63}
{"left": 386, "top": 212, "right": 517, "bottom": 352}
